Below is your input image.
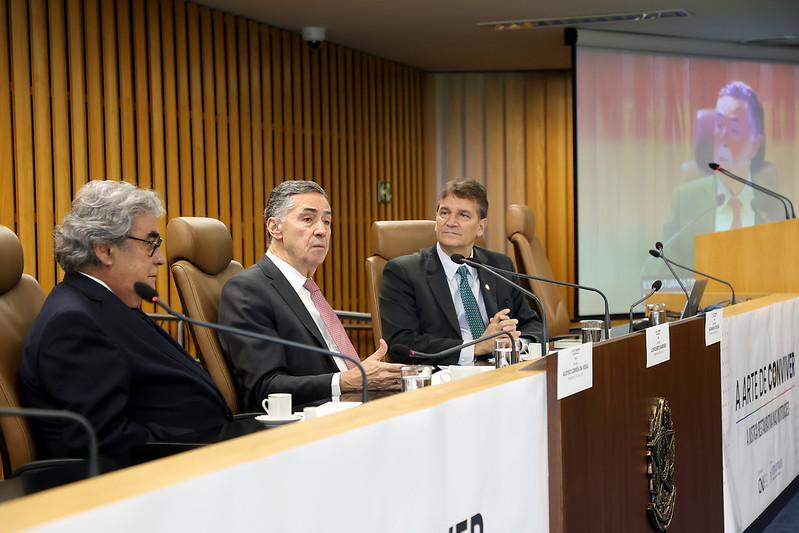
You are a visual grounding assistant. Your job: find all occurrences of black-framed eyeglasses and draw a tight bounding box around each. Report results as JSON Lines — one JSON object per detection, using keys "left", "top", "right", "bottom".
{"left": 126, "top": 235, "right": 163, "bottom": 257}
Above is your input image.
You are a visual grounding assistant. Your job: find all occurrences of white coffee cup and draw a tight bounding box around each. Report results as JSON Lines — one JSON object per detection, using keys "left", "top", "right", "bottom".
{"left": 261, "top": 393, "right": 292, "bottom": 419}
{"left": 439, "top": 365, "right": 487, "bottom": 382}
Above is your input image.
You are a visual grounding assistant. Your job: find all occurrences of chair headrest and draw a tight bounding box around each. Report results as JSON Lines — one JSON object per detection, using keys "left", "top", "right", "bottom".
{"left": 505, "top": 204, "right": 536, "bottom": 240}
{"left": 166, "top": 217, "right": 234, "bottom": 275}
{"left": 0, "top": 225, "right": 24, "bottom": 294}
{"left": 370, "top": 220, "right": 436, "bottom": 259}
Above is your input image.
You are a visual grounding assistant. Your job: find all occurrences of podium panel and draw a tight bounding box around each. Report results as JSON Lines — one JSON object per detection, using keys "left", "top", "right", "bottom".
{"left": 695, "top": 218, "right": 799, "bottom": 294}
{"left": 542, "top": 316, "right": 724, "bottom": 532}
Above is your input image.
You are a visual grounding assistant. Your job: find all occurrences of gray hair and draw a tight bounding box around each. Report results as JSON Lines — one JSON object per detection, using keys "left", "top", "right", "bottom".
{"left": 55, "top": 180, "right": 165, "bottom": 273}
{"left": 264, "top": 180, "right": 328, "bottom": 244}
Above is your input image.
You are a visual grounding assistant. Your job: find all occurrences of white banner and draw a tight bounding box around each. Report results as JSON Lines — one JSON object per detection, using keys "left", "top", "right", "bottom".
{"left": 27, "top": 373, "right": 549, "bottom": 533}
{"left": 722, "top": 297, "right": 799, "bottom": 532}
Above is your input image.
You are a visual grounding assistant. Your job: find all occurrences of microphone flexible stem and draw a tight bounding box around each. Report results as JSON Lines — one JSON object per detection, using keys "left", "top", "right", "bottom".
{"left": 656, "top": 249, "right": 690, "bottom": 300}
{"left": 0, "top": 406, "right": 99, "bottom": 478}
{"left": 661, "top": 256, "right": 736, "bottom": 305}
{"left": 149, "top": 295, "right": 369, "bottom": 403}
{"left": 457, "top": 258, "right": 548, "bottom": 349}
{"left": 464, "top": 259, "right": 609, "bottom": 341}
{"left": 408, "top": 330, "right": 518, "bottom": 362}
{"left": 711, "top": 163, "right": 794, "bottom": 219}
{"left": 628, "top": 286, "right": 657, "bottom": 333}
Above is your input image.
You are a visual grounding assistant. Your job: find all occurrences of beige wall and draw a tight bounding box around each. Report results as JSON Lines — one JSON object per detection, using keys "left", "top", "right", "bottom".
{"left": 426, "top": 71, "right": 576, "bottom": 316}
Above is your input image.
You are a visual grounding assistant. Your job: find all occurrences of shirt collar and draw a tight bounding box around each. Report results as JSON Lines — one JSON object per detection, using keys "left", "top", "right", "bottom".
{"left": 715, "top": 174, "right": 755, "bottom": 206}
{"left": 78, "top": 271, "right": 113, "bottom": 293}
{"left": 436, "top": 242, "right": 475, "bottom": 281}
{"left": 266, "top": 249, "right": 310, "bottom": 292}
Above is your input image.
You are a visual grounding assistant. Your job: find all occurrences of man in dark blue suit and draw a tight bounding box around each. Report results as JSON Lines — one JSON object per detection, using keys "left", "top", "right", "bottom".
{"left": 380, "top": 179, "right": 543, "bottom": 365}
{"left": 19, "top": 180, "right": 230, "bottom": 471}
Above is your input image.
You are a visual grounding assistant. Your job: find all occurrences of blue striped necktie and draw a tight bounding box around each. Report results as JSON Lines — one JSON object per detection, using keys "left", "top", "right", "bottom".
{"left": 457, "top": 265, "right": 485, "bottom": 339}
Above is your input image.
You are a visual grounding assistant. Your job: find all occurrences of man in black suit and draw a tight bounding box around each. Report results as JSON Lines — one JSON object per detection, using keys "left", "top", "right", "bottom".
{"left": 380, "top": 178, "right": 542, "bottom": 365}
{"left": 19, "top": 180, "right": 230, "bottom": 471}
{"left": 218, "top": 180, "right": 402, "bottom": 411}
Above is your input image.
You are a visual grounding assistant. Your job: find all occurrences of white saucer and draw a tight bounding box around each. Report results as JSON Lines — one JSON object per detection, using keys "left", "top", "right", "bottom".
{"left": 254, "top": 413, "right": 302, "bottom": 426}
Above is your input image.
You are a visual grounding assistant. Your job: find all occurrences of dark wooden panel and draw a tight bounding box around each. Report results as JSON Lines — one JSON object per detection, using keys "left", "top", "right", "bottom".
{"left": 544, "top": 317, "right": 723, "bottom": 532}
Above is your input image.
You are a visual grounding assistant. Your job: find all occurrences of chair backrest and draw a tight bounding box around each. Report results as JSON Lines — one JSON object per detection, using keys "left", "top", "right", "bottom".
{"left": 365, "top": 220, "right": 486, "bottom": 346}
{"left": 365, "top": 220, "right": 438, "bottom": 346}
{"left": 0, "top": 225, "right": 46, "bottom": 475}
{"left": 166, "top": 217, "right": 244, "bottom": 414}
{"left": 505, "top": 205, "right": 570, "bottom": 337}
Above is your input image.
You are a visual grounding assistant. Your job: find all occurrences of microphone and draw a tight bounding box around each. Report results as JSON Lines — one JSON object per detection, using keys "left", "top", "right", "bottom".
{"left": 648, "top": 249, "right": 736, "bottom": 306}
{"left": 709, "top": 162, "right": 794, "bottom": 219}
{"left": 387, "top": 330, "right": 518, "bottom": 365}
{"left": 0, "top": 406, "right": 99, "bottom": 478}
{"left": 651, "top": 242, "right": 689, "bottom": 300}
{"left": 133, "top": 282, "right": 369, "bottom": 403}
{"left": 450, "top": 254, "right": 548, "bottom": 350}
{"left": 453, "top": 254, "right": 610, "bottom": 341}
{"left": 628, "top": 280, "right": 662, "bottom": 333}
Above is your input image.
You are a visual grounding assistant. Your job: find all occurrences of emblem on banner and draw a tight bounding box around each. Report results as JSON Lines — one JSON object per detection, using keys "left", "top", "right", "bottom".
{"left": 646, "top": 397, "right": 676, "bottom": 531}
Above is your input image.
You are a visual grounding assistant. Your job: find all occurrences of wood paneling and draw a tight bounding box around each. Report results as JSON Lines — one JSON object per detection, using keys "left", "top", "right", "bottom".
{"left": 428, "top": 71, "right": 575, "bottom": 317}
{"left": 1, "top": 0, "right": 426, "bottom": 357}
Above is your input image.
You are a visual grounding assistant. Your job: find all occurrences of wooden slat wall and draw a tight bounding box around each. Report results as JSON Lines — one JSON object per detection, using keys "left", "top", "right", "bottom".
{"left": 427, "top": 71, "right": 576, "bottom": 317}
{"left": 0, "top": 0, "right": 426, "bottom": 356}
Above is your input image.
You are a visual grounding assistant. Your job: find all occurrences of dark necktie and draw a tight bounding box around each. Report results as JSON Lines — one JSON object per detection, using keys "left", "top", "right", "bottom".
{"left": 457, "top": 266, "right": 486, "bottom": 339}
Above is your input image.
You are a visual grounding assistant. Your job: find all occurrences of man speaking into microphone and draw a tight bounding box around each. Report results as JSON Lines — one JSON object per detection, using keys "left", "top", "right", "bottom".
{"left": 660, "top": 81, "right": 783, "bottom": 269}
{"left": 219, "top": 181, "right": 401, "bottom": 412}
{"left": 380, "top": 178, "right": 543, "bottom": 365}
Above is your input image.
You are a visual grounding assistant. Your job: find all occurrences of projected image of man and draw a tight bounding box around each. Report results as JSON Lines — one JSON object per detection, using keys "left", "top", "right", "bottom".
{"left": 660, "top": 81, "right": 782, "bottom": 267}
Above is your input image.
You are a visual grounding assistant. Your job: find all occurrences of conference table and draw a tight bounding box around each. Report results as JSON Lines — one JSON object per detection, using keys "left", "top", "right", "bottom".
{"left": 0, "top": 293, "right": 796, "bottom": 532}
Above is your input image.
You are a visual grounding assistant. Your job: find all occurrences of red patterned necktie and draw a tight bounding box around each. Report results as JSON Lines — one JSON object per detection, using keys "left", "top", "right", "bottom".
{"left": 303, "top": 278, "right": 358, "bottom": 369}
{"left": 728, "top": 197, "right": 742, "bottom": 230}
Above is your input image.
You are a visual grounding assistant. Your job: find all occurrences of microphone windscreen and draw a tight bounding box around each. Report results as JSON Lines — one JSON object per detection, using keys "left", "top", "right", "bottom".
{"left": 649, "top": 249, "right": 661, "bottom": 258}
{"left": 387, "top": 344, "right": 411, "bottom": 360}
{"left": 652, "top": 279, "right": 663, "bottom": 291}
{"left": 450, "top": 254, "right": 465, "bottom": 264}
{"left": 134, "top": 281, "right": 159, "bottom": 302}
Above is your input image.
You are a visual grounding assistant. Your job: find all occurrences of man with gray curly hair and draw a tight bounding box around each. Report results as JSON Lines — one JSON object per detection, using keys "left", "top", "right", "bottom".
{"left": 19, "top": 180, "right": 230, "bottom": 471}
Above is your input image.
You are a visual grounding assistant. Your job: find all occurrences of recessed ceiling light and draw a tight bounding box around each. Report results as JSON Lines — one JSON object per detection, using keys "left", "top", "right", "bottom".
{"left": 478, "top": 9, "right": 692, "bottom": 31}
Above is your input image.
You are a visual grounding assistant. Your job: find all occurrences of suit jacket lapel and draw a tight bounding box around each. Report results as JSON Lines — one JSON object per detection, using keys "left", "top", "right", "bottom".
{"left": 474, "top": 247, "right": 499, "bottom": 318}
{"left": 422, "top": 246, "right": 461, "bottom": 333}
{"left": 63, "top": 274, "right": 224, "bottom": 396}
{"left": 256, "top": 255, "right": 329, "bottom": 350}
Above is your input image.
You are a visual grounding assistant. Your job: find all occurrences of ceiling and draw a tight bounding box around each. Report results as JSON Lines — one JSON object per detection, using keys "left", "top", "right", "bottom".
{"left": 193, "top": 0, "right": 799, "bottom": 71}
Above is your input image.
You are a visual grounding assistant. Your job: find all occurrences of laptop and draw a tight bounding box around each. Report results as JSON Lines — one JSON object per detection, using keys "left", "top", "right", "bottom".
{"left": 680, "top": 278, "right": 709, "bottom": 319}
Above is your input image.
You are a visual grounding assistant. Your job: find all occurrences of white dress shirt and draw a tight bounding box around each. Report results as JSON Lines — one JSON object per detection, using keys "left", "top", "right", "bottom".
{"left": 435, "top": 243, "right": 489, "bottom": 364}
{"left": 266, "top": 249, "right": 345, "bottom": 399}
{"left": 715, "top": 175, "right": 755, "bottom": 231}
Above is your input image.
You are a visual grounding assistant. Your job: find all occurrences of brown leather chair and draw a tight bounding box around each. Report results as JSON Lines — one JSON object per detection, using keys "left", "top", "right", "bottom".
{"left": 505, "top": 204, "right": 572, "bottom": 337}
{"left": 0, "top": 225, "right": 46, "bottom": 476}
{"left": 166, "top": 217, "right": 244, "bottom": 414}
{"left": 365, "top": 221, "right": 438, "bottom": 347}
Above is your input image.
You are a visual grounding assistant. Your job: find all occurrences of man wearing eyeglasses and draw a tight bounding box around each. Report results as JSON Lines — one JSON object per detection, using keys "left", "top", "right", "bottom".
{"left": 19, "top": 180, "right": 231, "bottom": 471}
